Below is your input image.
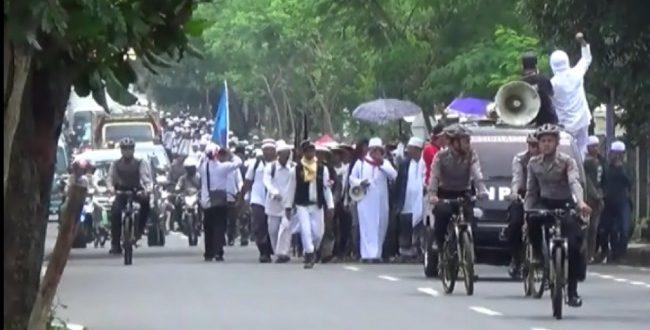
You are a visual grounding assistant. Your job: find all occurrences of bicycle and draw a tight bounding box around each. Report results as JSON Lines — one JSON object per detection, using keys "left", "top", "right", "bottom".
{"left": 524, "top": 207, "right": 577, "bottom": 319}
{"left": 116, "top": 189, "right": 142, "bottom": 266}
{"left": 438, "top": 196, "right": 476, "bottom": 295}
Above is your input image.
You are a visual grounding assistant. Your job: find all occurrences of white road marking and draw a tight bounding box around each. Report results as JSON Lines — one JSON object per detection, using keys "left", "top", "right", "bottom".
{"left": 588, "top": 271, "right": 601, "bottom": 276}
{"left": 614, "top": 278, "right": 629, "bottom": 283}
{"left": 377, "top": 275, "right": 399, "bottom": 282}
{"left": 343, "top": 266, "right": 360, "bottom": 272}
{"left": 417, "top": 287, "right": 440, "bottom": 297}
{"left": 599, "top": 274, "right": 614, "bottom": 279}
{"left": 170, "top": 232, "right": 188, "bottom": 240}
{"left": 67, "top": 324, "right": 86, "bottom": 330}
{"left": 630, "top": 281, "right": 645, "bottom": 286}
{"left": 469, "top": 306, "right": 503, "bottom": 316}
{"left": 531, "top": 328, "right": 553, "bottom": 330}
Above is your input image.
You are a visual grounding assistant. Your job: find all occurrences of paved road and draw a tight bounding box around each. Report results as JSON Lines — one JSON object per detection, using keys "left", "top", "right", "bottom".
{"left": 45, "top": 224, "right": 650, "bottom": 330}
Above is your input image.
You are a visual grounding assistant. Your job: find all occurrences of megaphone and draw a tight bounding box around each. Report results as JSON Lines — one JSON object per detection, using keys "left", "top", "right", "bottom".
{"left": 349, "top": 181, "right": 369, "bottom": 202}
{"left": 495, "top": 81, "right": 540, "bottom": 126}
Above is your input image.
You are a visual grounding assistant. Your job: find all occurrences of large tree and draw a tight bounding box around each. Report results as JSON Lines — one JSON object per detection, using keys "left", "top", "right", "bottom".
{"left": 4, "top": 1, "right": 204, "bottom": 328}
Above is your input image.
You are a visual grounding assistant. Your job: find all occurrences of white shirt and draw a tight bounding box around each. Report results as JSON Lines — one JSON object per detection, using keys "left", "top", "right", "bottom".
{"left": 245, "top": 158, "right": 268, "bottom": 206}
{"left": 402, "top": 159, "right": 424, "bottom": 214}
{"left": 199, "top": 156, "right": 242, "bottom": 208}
{"left": 226, "top": 169, "right": 243, "bottom": 202}
{"left": 263, "top": 160, "right": 295, "bottom": 216}
{"left": 551, "top": 44, "right": 592, "bottom": 133}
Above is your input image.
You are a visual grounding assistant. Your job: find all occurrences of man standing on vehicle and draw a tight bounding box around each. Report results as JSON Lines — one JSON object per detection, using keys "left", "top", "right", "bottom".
{"left": 521, "top": 52, "right": 557, "bottom": 126}
{"left": 549, "top": 32, "right": 593, "bottom": 158}
{"left": 242, "top": 139, "right": 277, "bottom": 263}
{"left": 106, "top": 138, "right": 153, "bottom": 254}
{"left": 504, "top": 133, "right": 540, "bottom": 278}
{"left": 428, "top": 124, "right": 488, "bottom": 260}
{"left": 525, "top": 123, "right": 591, "bottom": 307}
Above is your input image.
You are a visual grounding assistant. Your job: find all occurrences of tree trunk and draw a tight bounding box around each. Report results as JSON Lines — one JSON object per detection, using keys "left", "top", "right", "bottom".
{"left": 281, "top": 87, "right": 295, "bottom": 141}
{"left": 261, "top": 74, "right": 283, "bottom": 138}
{"left": 4, "top": 63, "right": 72, "bottom": 329}
{"left": 306, "top": 75, "right": 333, "bottom": 135}
{"left": 27, "top": 181, "right": 87, "bottom": 330}
{"left": 4, "top": 36, "right": 33, "bottom": 199}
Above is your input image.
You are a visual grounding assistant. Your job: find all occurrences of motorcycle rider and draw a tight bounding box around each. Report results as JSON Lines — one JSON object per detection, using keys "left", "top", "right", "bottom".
{"left": 525, "top": 123, "right": 591, "bottom": 307}
{"left": 503, "top": 132, "right": 540, "bottom": 278}
{"left": 106, "top": 138, "right": 153, "bottom": 254}
{"left": 176, "top": 157, "right": 201, "bottom": 194}
{"left": 428, "top": 124, "right": 488, "bottom": 259}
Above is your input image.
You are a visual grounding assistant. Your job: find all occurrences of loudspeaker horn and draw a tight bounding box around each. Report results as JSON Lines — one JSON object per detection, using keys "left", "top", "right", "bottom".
{"left": 494, "top": 81, "right": 540, "bottom": 126}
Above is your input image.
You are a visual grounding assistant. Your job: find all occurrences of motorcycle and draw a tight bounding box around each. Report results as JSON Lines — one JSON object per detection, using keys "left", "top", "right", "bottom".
{"left": 91, "top": 185, "right": 111, "bottom": 248}
{"left": 181, "top": 188, "right": 201, "bottom": 246}
{"left": 147, "top": 175, "right": 168, "bottom": 247}
{"left": 72, "top": 187, "right": 96, "bottom": 248}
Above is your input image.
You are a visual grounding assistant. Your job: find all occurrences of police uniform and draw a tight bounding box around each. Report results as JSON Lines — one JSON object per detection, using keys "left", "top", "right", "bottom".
{"left": 524, "top": 151, "right": 585, "bottom": 298}
{"left": 428, "top": 148, "right": 488, "bottom": 249}
{"left": 505, "top": 150, "right": 533, "bottom": 271}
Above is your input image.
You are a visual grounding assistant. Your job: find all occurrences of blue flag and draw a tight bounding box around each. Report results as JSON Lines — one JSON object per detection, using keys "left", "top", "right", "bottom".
{"left": 212, "top": 80, "right": 229, "bottom": 147}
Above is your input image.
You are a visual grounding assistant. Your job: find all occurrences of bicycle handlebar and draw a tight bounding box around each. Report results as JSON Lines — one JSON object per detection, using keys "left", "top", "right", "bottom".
{"left": 525, "top": 208, "right": 577, "bottom": 218}
{"left": 439, "top": 196, "right": 477, "bottom": 204}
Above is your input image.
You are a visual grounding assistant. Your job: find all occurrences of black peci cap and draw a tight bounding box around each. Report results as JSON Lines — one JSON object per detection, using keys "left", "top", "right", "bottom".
{"left": 522, "top": 51, "right": 537, "bottom": 70}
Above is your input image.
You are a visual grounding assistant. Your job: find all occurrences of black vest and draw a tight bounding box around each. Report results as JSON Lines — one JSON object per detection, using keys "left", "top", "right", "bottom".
{"left": 114, "top": 158, "right": 141, "bottom": 190}
{"left": 294, "top": 163, "right": 325, "bottom": 208}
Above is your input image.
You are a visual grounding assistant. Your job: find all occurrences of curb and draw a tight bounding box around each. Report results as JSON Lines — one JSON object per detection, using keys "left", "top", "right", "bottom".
{"left": 618, "top": 245, "right": 650, "bottom": 267}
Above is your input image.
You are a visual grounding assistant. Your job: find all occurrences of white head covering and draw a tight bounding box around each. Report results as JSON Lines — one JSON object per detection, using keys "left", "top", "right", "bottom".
{"left": 407, "top": 137, "right": 424, "bottom": 148}
{"left": 275, "top": 140, "right": 293, "bottom": 152}
{"left": 316, "top": 144, "right": 330, "bottom": 152}
{"left": 368, "top": 137, "right": 383, "bottom": 149}
{"left": 587, "top": 135, "right": 599, "bottom": 146}
{"left": 611, "top": 141, "right": 626, "bottom": 152}
{"left": 183, "top": 157, "right": 198, "bottom": 167}
{"left": 550, "top": 50, "right": 570, "bottom": 74}
{"left": 261, "top": 140, "right": 276, "bottom": 150}
{"left": 254, "top": 149, "right": 263, "bottom": 157}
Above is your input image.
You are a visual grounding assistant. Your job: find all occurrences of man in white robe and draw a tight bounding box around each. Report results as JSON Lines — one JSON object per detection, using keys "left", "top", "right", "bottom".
{"left": 349, "top": 137, "right": 397, "bottom": 262}
{"left": 395, "top": 137, "right": 426, "bottom": 258}
{"left": 549, "top": 32, "right": 593, "bottom": 159}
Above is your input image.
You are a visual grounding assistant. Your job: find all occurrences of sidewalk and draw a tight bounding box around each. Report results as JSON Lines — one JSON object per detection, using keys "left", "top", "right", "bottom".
{"left": 618, "top": 242, "right": 650, "bottom": 266}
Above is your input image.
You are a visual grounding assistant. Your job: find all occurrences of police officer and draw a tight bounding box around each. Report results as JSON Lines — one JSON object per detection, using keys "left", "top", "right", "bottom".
{"left": 504, "top": 132, "right": 540, "bottom": 278}
{"left": 428, "top": 124, "right": 489, "bottom": 257}
{"left": 525, "top": 123, "right": 591, "bottom": 307}
{"left": 106, "top": 138, "right": 153, "bottom": 254}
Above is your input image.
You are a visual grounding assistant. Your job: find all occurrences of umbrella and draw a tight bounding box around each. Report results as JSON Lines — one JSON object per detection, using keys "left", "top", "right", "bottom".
{"left": 445, "top": 97, "right": 491, "bottom": 118}
{"left": 352, "top": 98, "right": 421, "bottom": 125}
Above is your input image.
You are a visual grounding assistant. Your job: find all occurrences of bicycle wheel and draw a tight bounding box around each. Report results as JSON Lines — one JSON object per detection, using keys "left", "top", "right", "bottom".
{"left": 423, "top": 227, "right": 437, "bottom": 278}
{"left": 551, "top": 246, "right": 564, "bottom": 319}
{"left": 460, "top": 231, "right": 475, "bottom": 296}
{"left": 440, "top": 235, "right": 458, "bottom": 294}
{"left": 123, "top": 216, "right": 133, "bottom": 266}
{"left": 526, "top": 242, "right": 547, "bottom": 298}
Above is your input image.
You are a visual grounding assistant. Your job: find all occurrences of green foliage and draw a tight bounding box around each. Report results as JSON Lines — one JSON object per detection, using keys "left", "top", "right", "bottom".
{"left": 520, "top": 0, "right": 650, "bottom": 142}
{"left": 5, "top": 0, "right": 207, "bottom": 109}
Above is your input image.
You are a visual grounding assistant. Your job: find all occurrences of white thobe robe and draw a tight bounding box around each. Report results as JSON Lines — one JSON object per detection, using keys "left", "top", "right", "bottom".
{"left": 349, "top": 157, "right": 397, "bottom": 259}
{"left": 401, "top": 158, "right": 425, "bottom": 227}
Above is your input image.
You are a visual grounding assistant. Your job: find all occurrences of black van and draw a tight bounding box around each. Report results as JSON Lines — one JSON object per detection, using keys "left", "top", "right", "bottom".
{"left": 423, "top": 123, "right": 585, "bottom": 276}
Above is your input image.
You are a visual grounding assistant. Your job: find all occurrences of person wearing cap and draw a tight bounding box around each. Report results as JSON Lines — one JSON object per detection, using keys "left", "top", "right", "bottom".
{"left": 199, "top": 147, "right": 243, "bottom": 262}
{"left": 330, "top": 144, "right": 352, "bottom": 261}
{"left": 262, "top": 140, "right": 296, "bottom": 263}
{"left": 393, "top": 137, "right": 426, "bottom": 260}
{"left": 521, "top": 51, "right": 557, "bottom": 126}
{"left": 242, "top": 140, "right": 277, "bottom": 263}
{"left": 583, "top": 135, "right": 605, "bottom": 262}
{"left": 549, "top": 32, "right": 593, "bottom": 158}
{"left": 175, "top": 157, "right": 201, "bottom": 195}
{"left": 345, "top": 138, "right": 370, "bottom": 260}
{"left": 233, "top": 145, "right": 251, "bottom": 246}
{"left": 225, "top": 152, "right": 244, "bottom": 246}
{"left": 285, "top": 140, "right": 335, "bottom": 269}
{"left": 503, "top": 132, "right": 540, "bottom": 279}
{"left": 525, "top": 123, "right": 591, "bottom": 307}
{"left": 598, "top": 141, "right": 632, "bottom": 263}
{"left": 315, "top": 144, "right": 338, "bottom": 262}
{"left": 162, "top": 122, "right": 175, "bottom": 159}
{"left": 422, "top": 123, "right": 445, "bottom": 186}
{"left": 349, "top": 137, "right": 398, "bottom": 262}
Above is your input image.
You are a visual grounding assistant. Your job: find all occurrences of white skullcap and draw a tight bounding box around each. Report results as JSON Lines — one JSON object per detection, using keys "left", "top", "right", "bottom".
{"left": 407, "top": 137, "right": 424, "bottom": 148}
{"left": 368, "top": 137, "right": 383, "bottom": 149}
{"left": 276, "top": 140, "right": 293, "bottom": 152}
{"left": 261, "top": 141, "right": 276, "bottom": 150}
{"left": 255, "top": 149, "right": 263, "bottom": 157}
{"left": 262, "top": 138, "right": 275, "bottom": 144}
{"left": 316, "top": 144, "right": 330, "bottom": 152}
{"left": 183, "top": 157, "right": 198, "bottom": 167}
{"left": 611, "top": 141, "right": 626, "bottom": 152}
{"left": 587, "top": 136, "right": 600, "bottom": 146}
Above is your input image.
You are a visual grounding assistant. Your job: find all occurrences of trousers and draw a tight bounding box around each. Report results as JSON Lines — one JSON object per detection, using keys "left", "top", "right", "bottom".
{"left": 203, "top": 205, "right": 228, "bottom": 259}
{"left": 296, "top": 205, "right": 325, "bottom": 254}
{"left": 270, "top": 215, "right": 299, "bottom": 256}
{"left": 398, "top": 213, "right": 424, "bottom": 256}
{"left": 506, "top": 201, "right": 525, "bottom": 265}
{"left": 251, "top": 204, "right": 272, "bottom": 256}
{"left": 570, "top": 125, "right": 589, "bottom": 162}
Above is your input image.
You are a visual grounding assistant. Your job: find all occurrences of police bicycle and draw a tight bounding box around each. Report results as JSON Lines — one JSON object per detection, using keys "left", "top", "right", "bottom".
{"left": 439, "top": 196, "right": 477, "bottom": 295}
{"left": 116, "top": 189, "right": 142, "bottom": 265}
{"left": 524, "top": 207, "right": 577, "bottom": 319}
